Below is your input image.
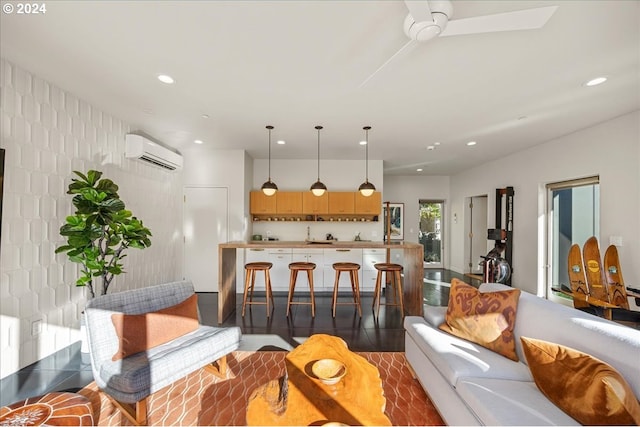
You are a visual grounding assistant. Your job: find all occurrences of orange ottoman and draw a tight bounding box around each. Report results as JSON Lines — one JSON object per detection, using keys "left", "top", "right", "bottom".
{"left": 0, "top": 392, "right": 93, "bottom": 426}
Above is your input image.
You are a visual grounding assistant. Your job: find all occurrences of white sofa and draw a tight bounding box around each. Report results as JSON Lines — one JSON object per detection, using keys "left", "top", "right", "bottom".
{"left": 404, "top": 283, "right": 640, "bottom": 426}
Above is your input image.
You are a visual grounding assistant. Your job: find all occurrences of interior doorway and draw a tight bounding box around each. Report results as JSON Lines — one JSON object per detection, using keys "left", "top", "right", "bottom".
{"left": 419, "top": 200, "right": 444, "bottom": 268}
{"left": 466, "top": 195, "right": 488, "bottom": 275}
{"left": 183, "top": 187, "right": 228, "bottom": 292}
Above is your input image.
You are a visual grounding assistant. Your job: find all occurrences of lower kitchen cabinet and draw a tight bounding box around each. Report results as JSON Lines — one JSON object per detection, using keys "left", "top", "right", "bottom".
{"left": 362, "top": 248, "right": 387, "bottom": 292}
{"left": 322, "top": 248, "right": 364, "bottom": 292}
{"left": 291, "top": 249, "right": 324, "bottom": 293}
{"left": 245, "top": 248, "right": 292, "bottom": 292}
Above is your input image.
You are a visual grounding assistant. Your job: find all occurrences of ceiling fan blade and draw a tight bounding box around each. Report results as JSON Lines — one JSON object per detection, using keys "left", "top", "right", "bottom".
{"left": 404, "top": 0, "right": 433, "bottom": 23}
{"left": 359, "top": 40, "right": 416, "bottom": 88}
{"left": 441, "top": 5, "right": 557, "bottom": 37}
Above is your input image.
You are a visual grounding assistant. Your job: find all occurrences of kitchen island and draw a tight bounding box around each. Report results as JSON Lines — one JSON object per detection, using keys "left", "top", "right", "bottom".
{"left": 218, "top": 241, "right": 424, "bottom": 324}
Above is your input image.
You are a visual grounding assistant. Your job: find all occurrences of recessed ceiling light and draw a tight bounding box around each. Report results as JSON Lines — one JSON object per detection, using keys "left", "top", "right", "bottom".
{"left": 277, "top": 140, "right": 286, "bottom": 145}
{"left": 194, "top": 139, "right": 203, "bottom": 144}
{"left": 434, "top": 142, "right": 441, "bottom": 146}
{"left": 416, "top": 168, "right": 423, "bottom": 172}
{"left": 157, "top": 74, "right": 175, "bottom": 84}
{"left": 467, "top": 141, "right": 477, "bottom": 146}
{"left": 427, "top": 145, "right": 435, "bottom": 151}
{"left": 201, "top": 114, "right": 210, "bottom": 119}
{"left": 359, "top": 140, "right": 367, "bottom": 145}
{"left": 585, "top": 76, "right": 607, "bottom": 87}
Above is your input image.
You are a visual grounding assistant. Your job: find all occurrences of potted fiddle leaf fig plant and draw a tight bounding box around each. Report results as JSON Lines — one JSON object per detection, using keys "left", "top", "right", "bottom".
{"left": 56, "top": 170, "right": 152, "bottom": 298}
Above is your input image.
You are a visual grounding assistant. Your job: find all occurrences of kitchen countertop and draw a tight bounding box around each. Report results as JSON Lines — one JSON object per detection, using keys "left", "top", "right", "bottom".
{"left": 220, "top": 240, "right": 420, "bottom": 249}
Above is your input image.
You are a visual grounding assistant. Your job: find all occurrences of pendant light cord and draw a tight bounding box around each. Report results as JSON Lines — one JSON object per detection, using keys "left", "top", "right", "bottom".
{"left": 316, "top": 125, "right": 323, "bottom": 180}
{"left": 364, "top": 126, "right": 371, "bottom": 182}
{"left": 268, "top": 127, "right": 272, "bottom": 180}
{"left": 266, "top": 125, "right": 274, "bottom": 181}
{"left": 365, "top": 127, "right": 369, "bottom": 182}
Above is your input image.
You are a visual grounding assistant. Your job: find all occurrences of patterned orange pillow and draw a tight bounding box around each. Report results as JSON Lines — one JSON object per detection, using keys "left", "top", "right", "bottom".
{"left": 521, "top": 337, "right": 640, "bottom": 425}
{"left": 439, "top": 278, "right": 521, "bottom": 361}
{"left": 111, "top": 294, "right": 200, "bottom": 361}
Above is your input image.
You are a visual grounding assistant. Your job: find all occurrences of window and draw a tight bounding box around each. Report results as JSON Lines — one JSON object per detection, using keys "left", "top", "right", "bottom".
{"left": 546, "top": 176, "right": 599, "bottom": 293}
{"left": 419, "top": 200, "right": 444, "bottom": 268}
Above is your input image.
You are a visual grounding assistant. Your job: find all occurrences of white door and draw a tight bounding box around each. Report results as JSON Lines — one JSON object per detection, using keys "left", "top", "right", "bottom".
{"left": 184, "top": 187, "right": 228, "bottom": 292}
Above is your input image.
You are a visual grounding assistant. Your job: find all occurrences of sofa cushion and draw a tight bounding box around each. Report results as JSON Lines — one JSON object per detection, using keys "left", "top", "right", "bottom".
{"left": 455, "top": 377, "right": 579, "bottom": 426}
{"left": 404, "top": 317, "right": 532, "bottom": 387}
{"left": 100, "top": 324, "right": 242, "bottom": 403}
{"left": 521, "top": 337, "right": 640, "bottom": 426}
{"left": 440, "top": 279, "right": 521, "bottom": 361}
{"left": 423, "top": 305, "right": 447, "bottom": 327}
{"left": 111, "top": 294, "right": 199, "bottom": 361}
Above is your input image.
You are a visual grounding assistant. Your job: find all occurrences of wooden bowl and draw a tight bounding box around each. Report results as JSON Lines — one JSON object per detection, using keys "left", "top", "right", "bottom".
{"left": 312, "top": 359, "right": 346, "bottom": 385}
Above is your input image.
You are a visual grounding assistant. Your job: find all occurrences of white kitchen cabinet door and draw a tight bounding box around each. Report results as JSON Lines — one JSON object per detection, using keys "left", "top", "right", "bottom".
{"left": 322, "top": 248, "right": 363, "bottom": 292}
{"left": 291, "top": 250, "right": 324, "bottom": 292}
{"left": 362, "top": 249, "right": 386, "bottom": 291}
{"left": 243, "top": 248, "right": 291, "bottom": 292}
{"left": 268, "top": 250, "right": 292, "bottom": 291}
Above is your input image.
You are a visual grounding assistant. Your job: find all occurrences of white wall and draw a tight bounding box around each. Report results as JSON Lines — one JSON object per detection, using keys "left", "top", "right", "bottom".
{"left": 252, "top": 159, "right": 384, "bottom": 242}
{"left": 449, "top": 111, "right": 639, "bottom": 296}
{"left": 383, "top": 175, "right": 451, "bottom": 264}
{"left": 0, "top": 59, "right": 183, "bottom": 378}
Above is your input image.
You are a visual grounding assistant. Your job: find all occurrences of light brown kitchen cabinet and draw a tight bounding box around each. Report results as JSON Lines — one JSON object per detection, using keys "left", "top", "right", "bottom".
{"left": 276, "top": 192, "right": 303, "bottom": 214}
{"left": 250, "top": 191, "right": 277, "bottom": 214}
{"left": 302, "top": 191, "right": 328, "bottom": 214}
{"left": 328, "top": 192, "right": 355, "bottom": 214}
{"left": 355, "top": 191, "right": 381, "bottom": 214}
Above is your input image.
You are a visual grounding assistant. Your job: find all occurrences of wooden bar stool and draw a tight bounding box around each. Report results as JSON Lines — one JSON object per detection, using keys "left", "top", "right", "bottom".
{"left": 242, "top": 262, "right": 275, "bottom": 317}
{"left": 332, "top": 262, "right": 362, "bottom": 317}
{"left": 372, "top": 263, "right": 405, "bottom": 317}
{"left": 286, "top": 262, "right": 317, "bottom": 317}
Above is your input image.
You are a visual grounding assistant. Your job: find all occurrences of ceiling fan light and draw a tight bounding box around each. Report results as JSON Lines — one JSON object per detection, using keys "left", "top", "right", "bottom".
{"left": 359, "top": 181, "right": 376, "bottom": 197}
{"left": 261, "top": 180, "right": 278, "bottom": 196}
{"left": 310, "top": 181, "right": 327, "bottom": 197}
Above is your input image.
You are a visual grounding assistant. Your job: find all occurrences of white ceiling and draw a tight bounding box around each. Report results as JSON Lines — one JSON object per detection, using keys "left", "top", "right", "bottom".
{"left": 1, "top": 1, "right": 638, "bottom": 175}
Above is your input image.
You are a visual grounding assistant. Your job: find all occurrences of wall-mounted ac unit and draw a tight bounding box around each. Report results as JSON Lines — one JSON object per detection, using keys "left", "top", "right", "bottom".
{"left": 125, "top": 134, "right": 184, "bottom": 171}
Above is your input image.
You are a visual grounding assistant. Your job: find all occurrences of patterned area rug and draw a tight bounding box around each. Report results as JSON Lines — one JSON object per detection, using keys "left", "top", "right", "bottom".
{"left": 78, "top": 351, "right": 444, "bottom": 426}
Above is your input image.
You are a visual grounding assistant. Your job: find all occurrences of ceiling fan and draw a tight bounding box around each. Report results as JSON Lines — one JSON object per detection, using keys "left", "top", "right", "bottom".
{"left": 360, "top": 0, "right": 558, "bottom": 87}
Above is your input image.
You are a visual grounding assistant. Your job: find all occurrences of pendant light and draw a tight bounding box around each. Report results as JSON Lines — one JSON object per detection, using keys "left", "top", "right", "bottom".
{"left": 261, "top": 125, "right": 278, "bottom": 196}
{"left": 358, "top": 126, "right": 376, "bottom": 197}
{"left": 310, "top": 125, "right": 327, "bottom": 196}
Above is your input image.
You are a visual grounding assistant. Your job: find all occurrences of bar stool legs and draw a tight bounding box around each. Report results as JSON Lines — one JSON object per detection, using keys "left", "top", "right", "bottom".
{"left": 286, "top": 262, "right": 316, "bottom": 317}
{"left": 373, "top": 263, "right": 405, "bottom": 317}
{"left": 332, "top": 262, "right": 362, "bottom": 317}
{"left": 242, "top": 262, "right": 274, "bottom": 317}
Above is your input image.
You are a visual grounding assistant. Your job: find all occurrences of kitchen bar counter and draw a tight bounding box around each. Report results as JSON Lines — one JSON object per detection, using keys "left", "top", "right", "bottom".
{"left": 218, "top": 241, "right": 423, "bottom": 324}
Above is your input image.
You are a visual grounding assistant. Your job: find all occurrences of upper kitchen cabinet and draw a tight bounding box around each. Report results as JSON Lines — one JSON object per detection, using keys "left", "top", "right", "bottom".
{"left": 355, "top": 191, "right": 381, "bottom": 215}
{"left": 328, "top": 192, "right": 355, "bottom": 214}
{"left": 276, "top": 191, "right": 303, "bottom": 214}
{"left": 302, "top": 191, "right": 328, "bottom": 215}
{"left": 250, "top": 191, "right": 277, "bottom": 214}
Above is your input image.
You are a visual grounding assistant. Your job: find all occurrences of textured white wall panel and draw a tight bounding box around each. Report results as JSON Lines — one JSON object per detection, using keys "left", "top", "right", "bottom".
{"left": 0, "top": 59, "right": 184, "bottom": 378}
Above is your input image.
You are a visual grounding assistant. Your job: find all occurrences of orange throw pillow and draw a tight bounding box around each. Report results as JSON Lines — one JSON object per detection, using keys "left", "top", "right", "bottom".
{"left": 521, "top": 337, "right": 640, "bottom": 425}
{"left": 439, "top": 278, "right": 521, "bottom": 361}
{"left": 111, "top": 294, "right": 199, "bottom": 361}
